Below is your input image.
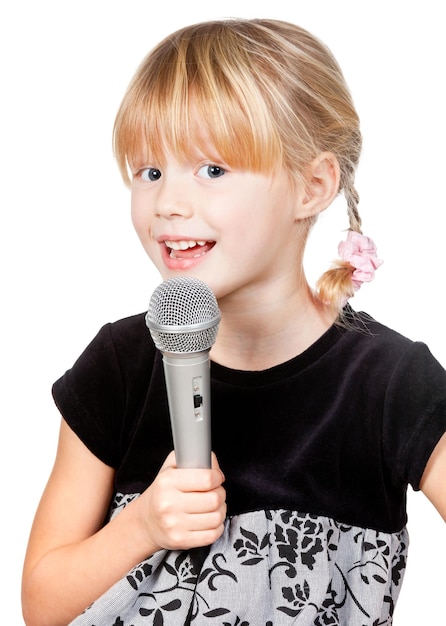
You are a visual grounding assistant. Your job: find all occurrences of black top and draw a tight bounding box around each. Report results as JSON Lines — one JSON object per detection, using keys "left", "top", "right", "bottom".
{"left": 52, "top": 308, "right": 446, "bottom": 534}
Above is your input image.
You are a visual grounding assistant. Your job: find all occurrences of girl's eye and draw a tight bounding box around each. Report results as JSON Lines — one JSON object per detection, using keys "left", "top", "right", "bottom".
{"left": 140, "top": 167, "right": 162, "bottom": 182}
{"left": 197, "top": 164, "right": 226, "bottom": 179}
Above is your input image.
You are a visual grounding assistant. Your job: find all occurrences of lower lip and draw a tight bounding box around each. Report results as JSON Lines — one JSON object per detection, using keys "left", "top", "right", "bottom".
{"left": 160, "top": 243, "right": 213, "bottom": 271}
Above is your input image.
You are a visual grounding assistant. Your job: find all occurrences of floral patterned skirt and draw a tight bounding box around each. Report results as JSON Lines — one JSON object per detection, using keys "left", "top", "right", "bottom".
{"left": 70, "top": 496, "right": 408, "bottom": 625}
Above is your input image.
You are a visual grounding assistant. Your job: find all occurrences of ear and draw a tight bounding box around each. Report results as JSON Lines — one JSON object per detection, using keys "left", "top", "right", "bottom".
{"left": 296, "top": 152, "right": 340, "bottom": 219}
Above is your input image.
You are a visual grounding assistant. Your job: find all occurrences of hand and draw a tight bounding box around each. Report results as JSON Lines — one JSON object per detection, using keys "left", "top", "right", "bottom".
{"left": 136, "top": 451, "right": 227, "bottom": 552}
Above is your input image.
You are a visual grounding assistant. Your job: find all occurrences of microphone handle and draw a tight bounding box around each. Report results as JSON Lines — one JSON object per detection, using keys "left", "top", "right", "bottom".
{"left": 162, "top": 350, "right": 212, "bottom": 469}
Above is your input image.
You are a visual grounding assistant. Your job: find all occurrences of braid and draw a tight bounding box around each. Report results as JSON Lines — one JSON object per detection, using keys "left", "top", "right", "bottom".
{"left": 316, "top": 161, "right": 363, "bottom": 315}
{"left": 345, "top": 178, "right": 362, "bottom": 234}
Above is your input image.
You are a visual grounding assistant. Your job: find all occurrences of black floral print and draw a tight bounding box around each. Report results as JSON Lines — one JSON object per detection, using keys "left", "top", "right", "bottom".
{"left": 70, "top": 495, "right": 407, "bottom": 625}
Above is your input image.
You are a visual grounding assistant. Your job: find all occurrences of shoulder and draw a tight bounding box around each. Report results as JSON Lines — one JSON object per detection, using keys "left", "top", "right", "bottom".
{"left": 76, "top": 312, "right": 156, "bottom": 367}
{"left": 52, "top": 312, "right": 162, "bottom": 468}
{"left": 341, "top": 307, "right": 413, "bottom": 347}
{"left": 103, "top": 312, "right": 150, "bottom": 347}
{"left": 338, "top": 307, "right": 439, "bottom": 368}
{"left": 52, "top": 311, "right": 157, "bottom": 411}
{"left": 334, "top": 307, "right": 446, "bottom": 414}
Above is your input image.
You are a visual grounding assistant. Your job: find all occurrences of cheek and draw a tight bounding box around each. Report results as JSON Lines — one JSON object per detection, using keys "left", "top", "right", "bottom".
{"left": 130, "top": 195, "right": 148, "bottom": 238}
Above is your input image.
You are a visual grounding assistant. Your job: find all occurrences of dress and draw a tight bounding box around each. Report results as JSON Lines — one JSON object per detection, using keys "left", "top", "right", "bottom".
{"left": 52, "top": 307, "right": 446, "bottom": 625}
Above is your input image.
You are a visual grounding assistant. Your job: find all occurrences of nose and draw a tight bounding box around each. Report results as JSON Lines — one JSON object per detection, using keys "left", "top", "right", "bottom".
{"left": 154, "top": 177, "right": 194, "bottom": 220}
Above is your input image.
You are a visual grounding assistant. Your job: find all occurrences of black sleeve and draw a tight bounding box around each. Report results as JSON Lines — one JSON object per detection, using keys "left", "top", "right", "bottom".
{"left": 52, "top": 313, "right": 159, "bottom": 469}
{"left": 52, "top": 322, "right": 125, "bottom": 467}
{"left": 384, "top": 342, "right": 446, "bottom": 490}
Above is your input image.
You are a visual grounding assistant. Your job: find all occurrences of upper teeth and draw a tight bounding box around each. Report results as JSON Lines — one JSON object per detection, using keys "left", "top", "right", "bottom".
{"left": 165, "top": 240, "right": 206, "bottom": 250}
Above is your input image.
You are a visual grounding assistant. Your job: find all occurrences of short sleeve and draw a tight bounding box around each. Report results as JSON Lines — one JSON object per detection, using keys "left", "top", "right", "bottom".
{"left": 52, "top": 323, "right": 125, "bottom": 467}
{"left": 384, "top": 342, "right": 446, "bottom": 490}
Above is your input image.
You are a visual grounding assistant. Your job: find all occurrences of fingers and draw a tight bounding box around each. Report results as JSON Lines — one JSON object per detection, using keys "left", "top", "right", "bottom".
{"left": 148, "top": 497, "right": 227, "bottom": 551}
{"left": 211, "top": 451, "right": 224, "bottom": 473}
{"left": 172, "top": 487, "right": 226, "bottom": 515}
{"left": 161, "top": 450, "right": 225, "bottom": 479}
{"left": 154, "top": 467, "right": 226, "bottom": 515}
{"left": 161, "top": 504, "right": 227, "bottom": 550}
{"left": 159, "top": 450, "right": 177, "bottom": 470}
{"left": 159, "top": 450, "right": 225, "bottom": 493}
{"left": 140, "top": 450, "right": 227, "bottom": 552}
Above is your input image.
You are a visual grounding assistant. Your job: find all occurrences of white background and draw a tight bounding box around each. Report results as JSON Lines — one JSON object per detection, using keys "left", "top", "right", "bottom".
{"left": 1, "top": 1, "right": 445, "bottom": 623}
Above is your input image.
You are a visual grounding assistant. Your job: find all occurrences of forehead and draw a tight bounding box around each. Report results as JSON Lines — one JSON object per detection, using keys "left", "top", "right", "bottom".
{"left": 127, "top": 121, "right": 228, "bottom": 170}
{"left": 114, "top": 24, "right": 288, "bottom": 180}
{"left": 123, "top": 96, "right": 282, "bottom": 175}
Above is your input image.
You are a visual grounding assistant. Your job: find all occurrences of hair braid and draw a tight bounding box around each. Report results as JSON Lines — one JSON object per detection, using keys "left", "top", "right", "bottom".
{"left": 344, "top": 178, "right": 362, "bottom": 234}
{"left": 316, "top": 158, "right": 364, "bottom": 314}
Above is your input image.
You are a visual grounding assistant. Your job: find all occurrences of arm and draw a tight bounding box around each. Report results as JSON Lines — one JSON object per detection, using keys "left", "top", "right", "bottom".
{"left": 420, "top": 431, "right": 446, "bottom": 521}
{"left": 22, "top": 419, "right": 226, "bottom": 626}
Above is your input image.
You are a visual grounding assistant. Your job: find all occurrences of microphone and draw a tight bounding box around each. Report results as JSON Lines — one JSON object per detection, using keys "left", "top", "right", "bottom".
{"left": 145, "top": 276, "right": 221, "bottom": 469}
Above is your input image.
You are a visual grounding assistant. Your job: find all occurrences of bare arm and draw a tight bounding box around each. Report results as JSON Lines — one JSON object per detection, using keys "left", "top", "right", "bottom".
{"left": 22, "top": 420, "right": 226, "bottom": 626}
{"left": 420, "top": 431, "right": 446, "bottom": 521}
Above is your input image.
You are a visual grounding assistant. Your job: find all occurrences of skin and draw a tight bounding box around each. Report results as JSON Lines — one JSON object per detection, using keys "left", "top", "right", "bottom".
{"left": 22, "top": 424, "right": 226, "bottom": 626}
{"left": 130, "top": 150, "right": 339, "bottom": 368}
{"left": 21, "top": 149, "right": 445, "bottom": 626}
{"left": 420, "top": 431, "right": 446, "bottom": 521}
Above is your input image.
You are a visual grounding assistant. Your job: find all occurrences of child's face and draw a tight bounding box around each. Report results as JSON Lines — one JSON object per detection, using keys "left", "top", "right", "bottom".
{"left": 130, "top": 149, "right": 307, "bottom": 301}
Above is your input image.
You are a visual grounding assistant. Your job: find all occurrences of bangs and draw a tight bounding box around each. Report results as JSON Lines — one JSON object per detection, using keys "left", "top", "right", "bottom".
{"left": 113, "top": 23, "right": 284, "bottom": 184}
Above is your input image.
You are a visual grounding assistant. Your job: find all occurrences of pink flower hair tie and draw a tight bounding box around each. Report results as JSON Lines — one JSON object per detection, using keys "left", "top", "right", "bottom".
{"left": 338, "top": 230, "right": 383, "bottom": 291}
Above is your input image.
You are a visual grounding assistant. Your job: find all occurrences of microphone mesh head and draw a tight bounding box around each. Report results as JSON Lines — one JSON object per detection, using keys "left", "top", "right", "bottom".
{"left": 146, "top": 276, "right": 220, "bottom": 353}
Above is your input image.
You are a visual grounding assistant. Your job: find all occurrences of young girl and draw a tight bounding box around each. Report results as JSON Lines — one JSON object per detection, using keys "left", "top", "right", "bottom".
{"left": 22, "top": 18, "right": 446, "bottom": 626}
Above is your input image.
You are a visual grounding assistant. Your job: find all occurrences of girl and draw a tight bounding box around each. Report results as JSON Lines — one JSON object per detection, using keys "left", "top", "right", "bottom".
{"left": 22, "top": 18, "right": 446, "bottom": 626}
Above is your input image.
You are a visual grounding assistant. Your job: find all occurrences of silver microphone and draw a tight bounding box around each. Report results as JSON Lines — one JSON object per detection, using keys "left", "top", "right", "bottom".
{"left": 145, "top": 277, "right": 221, "bottom": 468}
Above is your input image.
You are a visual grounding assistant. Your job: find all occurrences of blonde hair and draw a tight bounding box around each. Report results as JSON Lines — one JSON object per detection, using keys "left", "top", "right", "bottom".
{"left": 113, "top": 18, "right": 363, "bottom": 314}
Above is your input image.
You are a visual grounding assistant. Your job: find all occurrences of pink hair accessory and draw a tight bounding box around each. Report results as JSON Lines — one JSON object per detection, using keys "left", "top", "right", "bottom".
{"left": 338, "top": 230, "right": 383, "bottom": 290}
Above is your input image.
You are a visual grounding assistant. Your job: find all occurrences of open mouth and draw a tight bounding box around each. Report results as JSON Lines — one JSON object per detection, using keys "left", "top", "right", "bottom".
{"left": 164, "top": 239, "right": 216, "bottom": 259}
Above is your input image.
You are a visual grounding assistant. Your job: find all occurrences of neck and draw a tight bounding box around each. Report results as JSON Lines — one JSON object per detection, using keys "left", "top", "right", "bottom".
{"left": 210, "top": 280, "right": 335, "bottom": 371}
